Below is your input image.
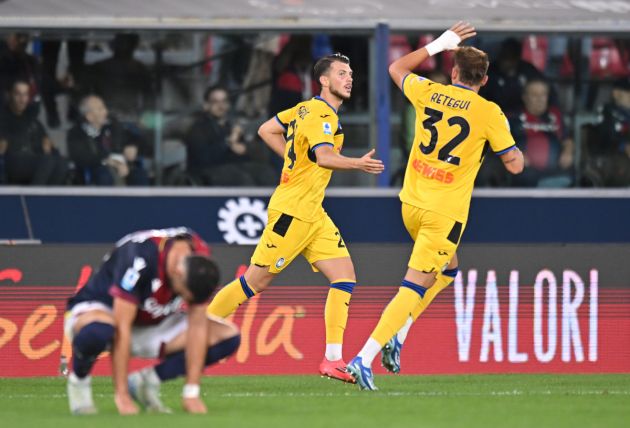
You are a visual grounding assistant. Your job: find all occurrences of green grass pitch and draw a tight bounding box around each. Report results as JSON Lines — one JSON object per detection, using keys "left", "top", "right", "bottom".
{"left": 0, "top": 374, "right": 628, "bottom": 428}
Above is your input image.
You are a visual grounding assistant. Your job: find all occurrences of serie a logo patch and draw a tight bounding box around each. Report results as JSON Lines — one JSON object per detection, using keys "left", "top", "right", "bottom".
{"left": 322, "top": 122, "right": 332, "bottom": 135}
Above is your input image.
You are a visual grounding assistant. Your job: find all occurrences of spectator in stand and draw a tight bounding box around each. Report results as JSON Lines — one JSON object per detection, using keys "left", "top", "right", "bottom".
{"left": 510, "top": 78, "right": 574, "bottom": 187}
{"left": 268, "top": 35, "right": 319, "bottom": 115}
{"left": 480, "top": 37, "right": 545, "bottom": 115}
{"left": 67, "top": 95, "right": 150, "bottom": 186}
{"left": 0, "top": 33, "right": 42, "bottom": 113}
{"left": 0, "top": 79, "right": 68, "bottom": 185}
{"left": 184, "top": 85, "right": 276, "bottom": 186}
{"left": 589, "top": 77, "right": 630, "bottom": 186}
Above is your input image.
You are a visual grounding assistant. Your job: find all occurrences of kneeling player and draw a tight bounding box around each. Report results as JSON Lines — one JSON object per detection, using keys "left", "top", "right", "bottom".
{"left": 65, "top": 228, "right": 240, "bottom": 415}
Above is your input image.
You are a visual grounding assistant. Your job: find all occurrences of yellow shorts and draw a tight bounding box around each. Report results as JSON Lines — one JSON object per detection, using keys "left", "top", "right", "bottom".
{"left": 402, "top": 203, "right": 466, "bottom": 274}
{"left": 251, "top": 209, "right": 350, "bottom": 274}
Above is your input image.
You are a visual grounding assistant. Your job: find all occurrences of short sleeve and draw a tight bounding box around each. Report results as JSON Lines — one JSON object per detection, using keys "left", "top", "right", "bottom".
{"left": 302, "top": 115, "right": 336, "bottom": 152}
{"left": 402, "top": 73, "right": 435, "bottom": 106}
{"left": 275, "top": 107, "right": 295, "bottom": 131}
{"left": 108, "top": 242, "right": 155, "bottom": 305}
{"left": 486, "top": 104, "right": 518, "bottom": 155}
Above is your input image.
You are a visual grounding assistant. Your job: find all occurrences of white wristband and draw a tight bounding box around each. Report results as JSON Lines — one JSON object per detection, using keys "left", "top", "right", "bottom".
{"left": 182, "top": 384, "right": 200, "bottom": 399}
{"left": 425, "top": 30, "right": 462, "bottom": 56}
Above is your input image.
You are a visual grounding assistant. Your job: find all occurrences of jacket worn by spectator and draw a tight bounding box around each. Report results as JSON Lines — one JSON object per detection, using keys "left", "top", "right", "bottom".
{"left": 67, "top": 119, "right": 149, "bottom": 186}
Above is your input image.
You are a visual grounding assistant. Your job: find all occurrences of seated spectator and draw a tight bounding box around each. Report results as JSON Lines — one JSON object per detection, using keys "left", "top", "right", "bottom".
{"left": 0, "top": 79, "right": 68, "bottom": 185}
{"left": 480, "top": 38, "right": 545, "bottom": 115}
{"left": 67, "top": 95, "right": 150, "bottom": 186}
{"left": 184, "top": 85, "right": 276, "bottom": 186}
{"left": 589, "top": 77, "right": 630, "bottom": 186}
{"left": 509, "top": 78, "right": 574, "bottom": 187}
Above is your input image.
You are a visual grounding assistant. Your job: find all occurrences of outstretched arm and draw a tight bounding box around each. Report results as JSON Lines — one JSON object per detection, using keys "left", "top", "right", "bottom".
{"left": 389, "top": 21, "right": 477, "bottom": 90}
{"left": 258, "top": 117, "right": 287, "bottom": 158}
{"left": 315, "top": 146, "right": 384, "bottom": 175}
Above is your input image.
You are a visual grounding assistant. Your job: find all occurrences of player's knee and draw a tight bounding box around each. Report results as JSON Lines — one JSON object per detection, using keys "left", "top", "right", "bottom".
{"left": 244, "top": 266, "right": 274, "bottom": 293}
{"left": 74, "top": 321, "right": 114, "bottom": 354}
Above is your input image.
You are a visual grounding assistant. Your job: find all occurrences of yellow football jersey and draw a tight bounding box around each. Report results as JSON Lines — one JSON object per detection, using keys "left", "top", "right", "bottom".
{"left": 268, "top": 96, "right": 344, "bottom": 222}
{"left": 400, "top": 73, "right": 516, "bottom": 222}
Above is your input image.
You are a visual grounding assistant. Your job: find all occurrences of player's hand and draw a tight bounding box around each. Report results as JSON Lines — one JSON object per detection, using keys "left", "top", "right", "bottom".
{"left": 357, "top": 149, "right": 385, "bottom": 174}
{"left": 182, "top": 397, "right": 208, "bottom": 414}
{"left": 114, "top": 392, "right": 139, "bottom": 415}
{"left": 449, "top": 21, "right": 477, "bottom": 46}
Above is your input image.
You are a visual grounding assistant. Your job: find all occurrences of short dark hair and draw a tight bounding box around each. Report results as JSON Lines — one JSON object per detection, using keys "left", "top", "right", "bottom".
{"left": 185, "top": 255, "right": 220, "bottom": 304}
{"left": 203, "top": 85, "right": 229, "bottom": 103}
{"left": 313, "top": 53, "right": 350, "bottom": 82}
{"left": 523, "top": 77, "right": 549, "bottom": 93}
{"left": 10, "top": 78, "right": 30, "bottom": 92}
{"left": 454, "top": 47, "right": 489, "bottom": 86}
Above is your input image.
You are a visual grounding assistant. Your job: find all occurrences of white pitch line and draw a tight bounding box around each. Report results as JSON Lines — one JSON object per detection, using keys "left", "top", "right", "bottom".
{"left": 2, "top": 390, "right": 629, "bottom": 400}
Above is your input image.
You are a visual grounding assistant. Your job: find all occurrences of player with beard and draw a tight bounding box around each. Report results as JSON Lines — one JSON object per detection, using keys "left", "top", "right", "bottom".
{"left": 208, "top": 53, "right": 384, "bottom": 382}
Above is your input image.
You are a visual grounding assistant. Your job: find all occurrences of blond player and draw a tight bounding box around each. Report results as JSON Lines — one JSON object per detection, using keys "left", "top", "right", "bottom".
{"left": 208, "top": 53, "right": 384, "bottom": 382}
{"left": 348, "top": 22, "right": 524, "bottom": 389}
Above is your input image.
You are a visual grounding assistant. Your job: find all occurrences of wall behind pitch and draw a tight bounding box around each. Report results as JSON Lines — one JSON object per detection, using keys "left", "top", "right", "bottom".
{"left": 1, "top": 190, "right": 630, "bottom": 243}
{"left": 1, "top": 243, "right": 628, "bottom": 377}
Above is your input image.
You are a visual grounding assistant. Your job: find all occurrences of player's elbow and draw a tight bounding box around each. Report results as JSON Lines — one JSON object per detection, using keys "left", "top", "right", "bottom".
{"left": 388, "top": 62, "right": 401, "bottom": 80}
{"left": 316, "top": 156, "right": 331, "bottom": 169}
{"left": 257, "top": 124, "right": 267, "bottom": 140}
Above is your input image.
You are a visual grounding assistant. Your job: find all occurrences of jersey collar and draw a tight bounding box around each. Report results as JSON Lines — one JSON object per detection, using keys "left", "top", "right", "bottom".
{"left": 314, "top": 96, "right": 338, "bottom": 114}
{"left": 452, "top": 83, "right": 474, "bottom": 91}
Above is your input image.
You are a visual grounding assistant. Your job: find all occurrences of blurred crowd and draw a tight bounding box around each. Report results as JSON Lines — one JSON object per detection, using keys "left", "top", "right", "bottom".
{"left": 0, "top": 31, "right": 628, "bottom": 188}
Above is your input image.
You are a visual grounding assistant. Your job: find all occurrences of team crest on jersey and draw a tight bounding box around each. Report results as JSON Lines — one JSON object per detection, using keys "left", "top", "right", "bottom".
{"left": 297, "top": 106, "right": 309, "bottom": 119}
{"left": 323, "top": 122, "right": 332, "bottom": 135}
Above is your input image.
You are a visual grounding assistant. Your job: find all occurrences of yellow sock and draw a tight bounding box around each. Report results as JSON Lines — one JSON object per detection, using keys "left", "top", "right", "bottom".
{"left": 371, "top": 286, "right": 423, "bottom": 346}
{"left": 325, "top": 285, "right": 353, "bottom": 344}
{"left": 410, "top": 272, "right": 453, "bottom": 321}
{"left": 207, "top": 276, "right": 256, "bottom": 318}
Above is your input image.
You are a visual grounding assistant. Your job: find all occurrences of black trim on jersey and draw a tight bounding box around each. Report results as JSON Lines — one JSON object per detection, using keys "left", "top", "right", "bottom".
{"left": 334, "top": 127, "right": 344, "bottom": 136}
{"left": 254, "top": 263, "right": 268, "bottom": 268}
{"left": 480, "top": 140, "right": 490, "bottom": 162}
{"left": 309, "top": 142, "right": 333, "bottom": 163}
{"left": 272, "top": 213, "right": 294, "bottom": 237}
{"left": 447, "top": 221, "right": 463, "bottom": 245}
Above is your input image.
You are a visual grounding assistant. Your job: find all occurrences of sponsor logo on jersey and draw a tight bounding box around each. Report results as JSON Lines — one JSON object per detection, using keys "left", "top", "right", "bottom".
{"left": 275, "top": 258, "right": 286, "bottom": 269}
{"left": 323, "top": 122, "right": 332, "bottom": 135}
{"left": 142, "top": 296, "right": 184, "bottom": 318}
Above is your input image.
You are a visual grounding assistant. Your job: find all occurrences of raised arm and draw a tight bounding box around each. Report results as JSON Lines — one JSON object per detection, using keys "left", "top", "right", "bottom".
{"left": 315, "top": 146, "right": 384, "bottom": 175}
{"left": 389, "top": 22, "right": 477, "bottom": 90}
{"left": 258, "top": 117, "right": 287, "bottom": 158}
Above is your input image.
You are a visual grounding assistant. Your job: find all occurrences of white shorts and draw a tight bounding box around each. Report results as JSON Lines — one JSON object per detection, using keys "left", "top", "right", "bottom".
{"left": 64, "top": 301, "right": 188, "bottom": 359}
